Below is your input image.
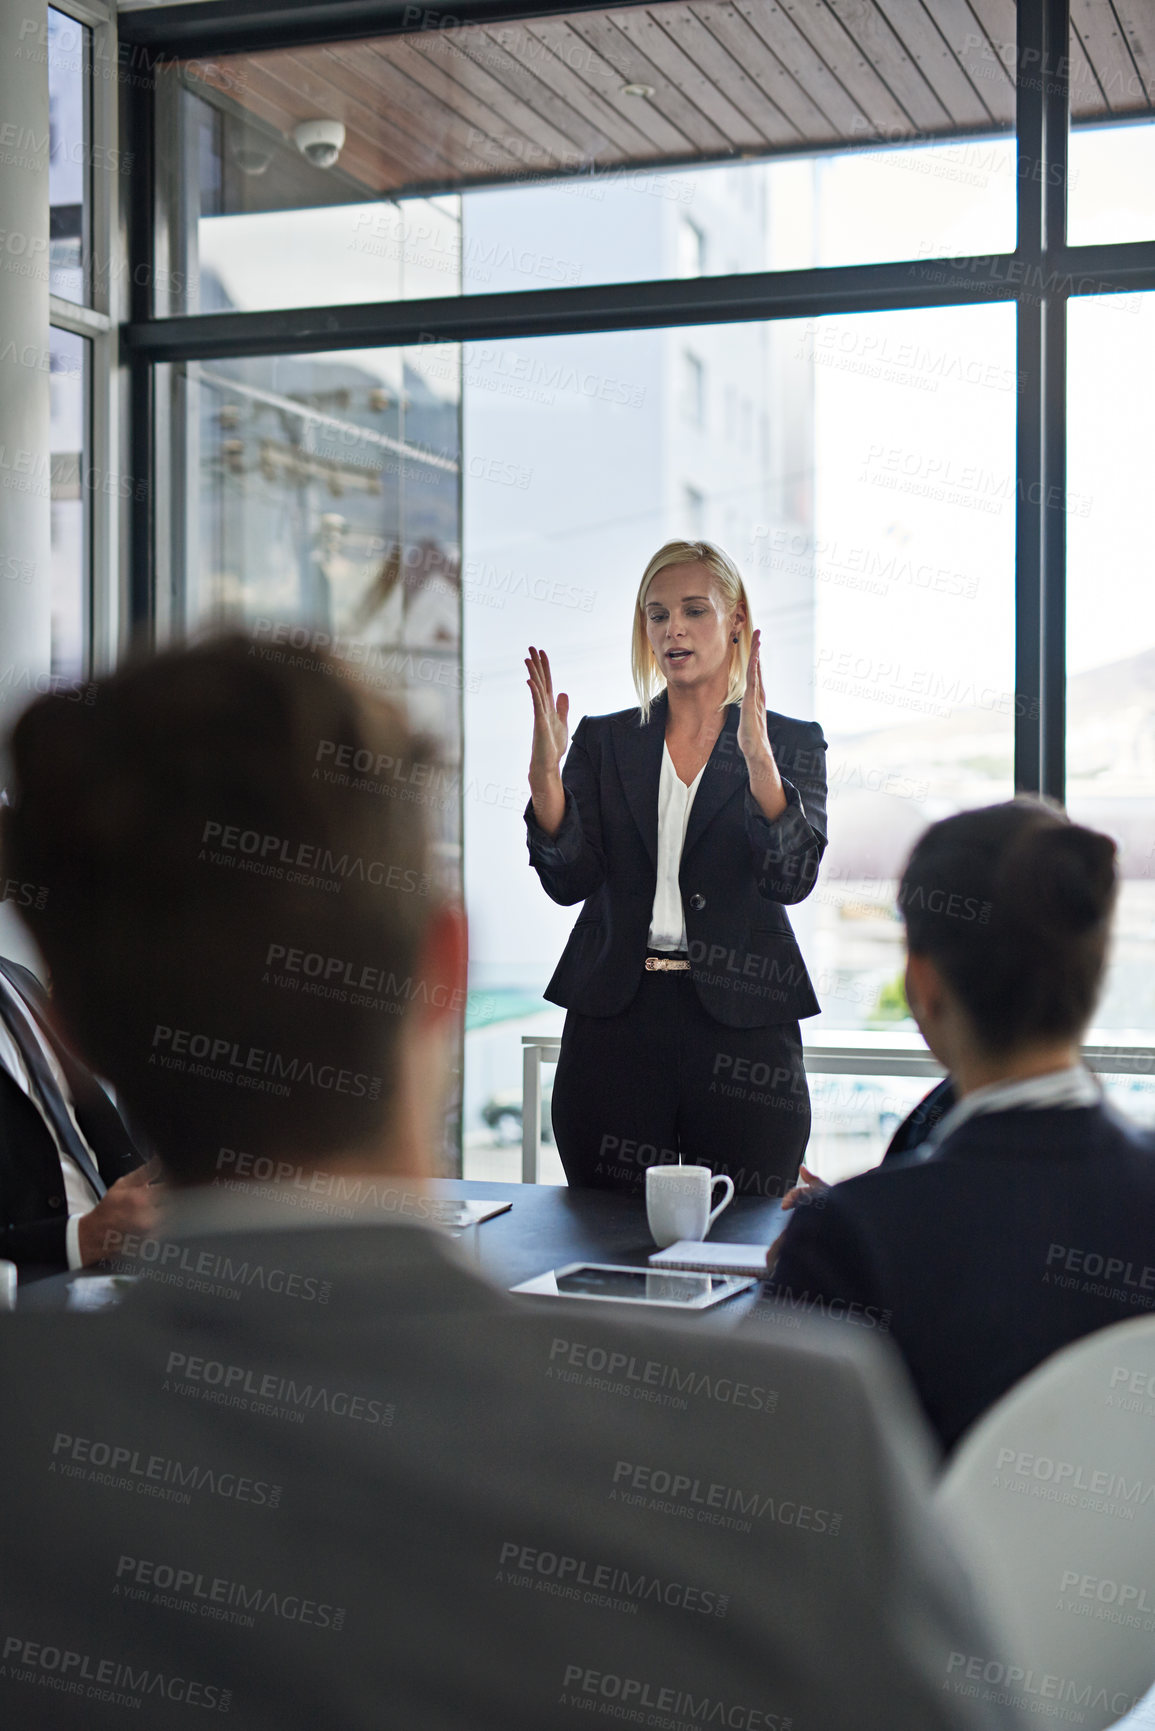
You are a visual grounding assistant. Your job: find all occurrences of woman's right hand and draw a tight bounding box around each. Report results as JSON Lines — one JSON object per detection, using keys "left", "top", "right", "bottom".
{"left": 526, "top": 647, "right": 570, "bottom": 781}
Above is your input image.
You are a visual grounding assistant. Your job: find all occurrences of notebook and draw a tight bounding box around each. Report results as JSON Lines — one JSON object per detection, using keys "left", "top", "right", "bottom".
{"left": 648, "top": 1241, "right": 772, "bottom": 1277}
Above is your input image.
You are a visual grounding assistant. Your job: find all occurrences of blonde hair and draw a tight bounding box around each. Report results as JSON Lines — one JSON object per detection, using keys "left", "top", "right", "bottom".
{"left": 631, "top": 540, "right": 752, "bottom": 722}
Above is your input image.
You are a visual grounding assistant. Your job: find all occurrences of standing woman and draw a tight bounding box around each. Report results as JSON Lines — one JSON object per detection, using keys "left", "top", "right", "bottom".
{"left": 524, "top": 540, "right": 828, "bottom": 1199}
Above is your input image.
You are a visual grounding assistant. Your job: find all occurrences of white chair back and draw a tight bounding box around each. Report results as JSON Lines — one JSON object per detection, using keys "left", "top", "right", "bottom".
{"left": 937, "top": 1314, "right": 1155, "bottom": 1730}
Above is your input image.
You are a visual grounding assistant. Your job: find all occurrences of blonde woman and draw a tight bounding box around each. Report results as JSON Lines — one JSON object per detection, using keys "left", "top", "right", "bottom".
{"left": 524, "top": 540, "right": 827, "bottom": 1199}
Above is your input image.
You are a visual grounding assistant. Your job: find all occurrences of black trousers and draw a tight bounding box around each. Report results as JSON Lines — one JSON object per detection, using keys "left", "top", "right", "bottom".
{"left": 550, "top": 968, "right": 811, "bottom": 1199}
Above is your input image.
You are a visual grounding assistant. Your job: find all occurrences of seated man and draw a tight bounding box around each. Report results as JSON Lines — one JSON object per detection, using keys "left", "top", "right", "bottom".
{"left": 0, "top": 948, "right": 157, "bottom": 1279}
{"left": 768, "top": 799, "right": 1155, "bottom": 1453}
{"left": 0, "top": 638, "right": 1023, "bottom": 1731}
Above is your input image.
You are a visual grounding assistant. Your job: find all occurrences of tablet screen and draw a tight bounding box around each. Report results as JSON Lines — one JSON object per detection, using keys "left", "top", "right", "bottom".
{"left": 555, "top": 1267, "right": 726, "bottom": 1304}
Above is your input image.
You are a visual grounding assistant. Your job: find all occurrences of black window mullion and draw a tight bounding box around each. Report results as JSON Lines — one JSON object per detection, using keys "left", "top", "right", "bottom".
{"left": 1014, "top": 0, "right": 1069, "bottom": 802}
{"left": 126, "top": 62, "right": 157, "bottom": 645}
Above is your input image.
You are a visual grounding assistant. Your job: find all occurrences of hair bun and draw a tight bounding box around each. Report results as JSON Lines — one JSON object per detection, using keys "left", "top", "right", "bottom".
{"left": 1016, "top": 823, "right": 1117, "bottom": 934}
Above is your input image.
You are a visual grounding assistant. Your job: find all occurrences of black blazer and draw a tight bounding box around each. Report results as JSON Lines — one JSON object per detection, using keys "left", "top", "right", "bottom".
{"left": 767, "top": 1101, "right": 1155, "bottom": 1453}
{"left": 0, "top": 959, "right": 142, "bottom": 1277}
{"left": 526, "top": 695, "right": 827, "bottom": 1028}
{"left": 881, "top": 1077, "right": 956, "bottom": 1164}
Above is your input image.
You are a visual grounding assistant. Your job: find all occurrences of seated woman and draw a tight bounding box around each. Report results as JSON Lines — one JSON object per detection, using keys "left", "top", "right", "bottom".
{"left": 766, "top": 798, "right": 1155, "bottom": 1455}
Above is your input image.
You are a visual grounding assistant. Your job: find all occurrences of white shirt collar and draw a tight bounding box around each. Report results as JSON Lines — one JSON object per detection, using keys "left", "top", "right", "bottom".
{"left": 926, "top": 1064, "right": 1100, "bottom": 1155}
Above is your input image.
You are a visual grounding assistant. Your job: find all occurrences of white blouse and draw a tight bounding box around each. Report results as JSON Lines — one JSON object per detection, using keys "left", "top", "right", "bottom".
{"left": 647, "top": 742, "right": 706, "bottom": 952}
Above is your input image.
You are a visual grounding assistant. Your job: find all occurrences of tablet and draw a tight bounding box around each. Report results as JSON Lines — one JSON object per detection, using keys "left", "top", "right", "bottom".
{"left": 509, "top": 1262, "right": 756, "bottom": 1310}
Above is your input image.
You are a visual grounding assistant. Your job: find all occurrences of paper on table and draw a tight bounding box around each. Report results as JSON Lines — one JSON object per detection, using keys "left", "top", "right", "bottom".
{"left": 648, "top": 1241, "right": 772, "bottom": 1277}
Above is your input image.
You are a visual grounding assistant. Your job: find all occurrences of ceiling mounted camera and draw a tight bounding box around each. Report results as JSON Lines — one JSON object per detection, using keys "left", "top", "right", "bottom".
{"left": 292, "top": 118, "right": 346, "bottom": 170}
{"left": 230, "top": 136, "right": 272, "bottom": 176}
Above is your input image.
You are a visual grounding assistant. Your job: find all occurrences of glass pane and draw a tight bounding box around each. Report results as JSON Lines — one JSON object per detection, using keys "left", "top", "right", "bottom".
{"left": 49, "top": 327, "right": 88, "bottom": 683}
{"left": 459, "top": 304, "right": 1015, "bottom": 1177}
{"left": 1068, "top": 120, "right": 1155, "bottom": 247}
{"left": 1066, "top": 290, "right": 1155, "bottom": 1035}
{"left": 165, "top": 4, "right": 1015, "bottom": 314}
{"left": 175, "top": 339, "right": 462, "bottom": 842}
{"left": 1068, "top": 5, "right": 1155, "bottom": 247}
{"left": 47, "top": 6, "right": 91, "bottom": 303}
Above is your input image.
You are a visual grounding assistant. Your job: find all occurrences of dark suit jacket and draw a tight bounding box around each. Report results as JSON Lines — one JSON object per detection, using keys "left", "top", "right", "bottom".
{"left": 767, "top": 1101, "right": 1155, "bottom": 1453}
{"left": 881, "top": 1077, "right": 956, "bottom": 1164}
{"left": 0, "top": 1217, "right": 1024, "bottom": 1730}
{"left": 0, "top": 958, "right": 141, "bottom": 1276}
{"left": 526, "top": 694, "right": 827, "bottom": 1027}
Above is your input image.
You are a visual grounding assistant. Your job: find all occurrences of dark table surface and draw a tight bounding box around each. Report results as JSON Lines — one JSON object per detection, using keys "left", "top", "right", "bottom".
{"left": 19, "top": 1178, "right": 788, "bottom": 1320}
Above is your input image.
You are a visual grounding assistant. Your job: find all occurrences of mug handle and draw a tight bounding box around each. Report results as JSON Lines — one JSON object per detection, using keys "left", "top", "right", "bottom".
{"left": 707, "top": 1174, "right": 735, "bottom": 1231}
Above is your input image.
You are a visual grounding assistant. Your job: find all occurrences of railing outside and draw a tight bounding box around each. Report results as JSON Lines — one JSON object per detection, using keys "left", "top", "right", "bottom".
{"left": 519, "top": 1033, "right": 1155, "bottom": 1184}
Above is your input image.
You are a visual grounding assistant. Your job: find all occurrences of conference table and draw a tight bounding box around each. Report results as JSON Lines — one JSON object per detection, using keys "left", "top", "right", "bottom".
{"left": 19, "top": 1177, "right": 790, "bottom": 1322}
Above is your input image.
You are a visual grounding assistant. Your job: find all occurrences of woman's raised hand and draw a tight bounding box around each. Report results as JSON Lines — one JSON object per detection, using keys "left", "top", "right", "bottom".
{"left": 737, "top": 628, "right": 788, "bottom": 822}
{"left": 736, "top": 627, "right": 771, "bottom": 766}
{"left": 526, "top": 647, "right": 570, "bottom": 781}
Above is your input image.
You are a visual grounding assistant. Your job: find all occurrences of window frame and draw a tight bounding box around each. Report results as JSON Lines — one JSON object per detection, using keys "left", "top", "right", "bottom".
{"left": 116, "top": 0, "right": 1155, "bottom": 806}
{"left": 113, "top": 0, "right": 1155, "bottom": 1141}
{"left": 47, "top": 0, "right": 123, "bottom": 681}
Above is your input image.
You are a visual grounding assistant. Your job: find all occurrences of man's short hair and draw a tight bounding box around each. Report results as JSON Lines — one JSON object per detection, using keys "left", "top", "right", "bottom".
{"left": 2, "top": 635, "right": 439, "bottom": 1183}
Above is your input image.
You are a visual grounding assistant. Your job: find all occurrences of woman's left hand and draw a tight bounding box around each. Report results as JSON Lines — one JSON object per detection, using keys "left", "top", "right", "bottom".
{"left": 736, "top": 628, "right": 771, "bottom": 766}
{"left": 737, "top": 629, "right": 787, "bottom": 820}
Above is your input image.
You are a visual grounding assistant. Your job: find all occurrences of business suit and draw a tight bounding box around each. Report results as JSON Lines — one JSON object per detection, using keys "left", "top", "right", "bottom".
{"left": 0, "top": 1213, "right": 1024, "bottom": 1731}
{"left": 0, "top": 958, "right": 141, "bottom": 1278}
{"left": 881, "top": 1076, "right": 957, "bottom": 1164}
{"left": 767, "top": 1100, "right": 1155, "bottom": 1452}
{"left": 527, "top": 694, "right": 827, "bottom": 1195}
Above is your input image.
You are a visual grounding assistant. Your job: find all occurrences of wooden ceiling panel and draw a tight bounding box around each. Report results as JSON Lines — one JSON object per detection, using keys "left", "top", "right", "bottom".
{"left": 1113, "top": 0, "right": 1155, "bottom": 106}
{"left": 186, "top": 0, "right": 1155, "bottom": 205}
{"left": 603, "top": 6, "right": 770, "bottom": 148}
{"left": 406, "top": 30, "right": 598, "bottom": 160}
{"left": 776, "top": 0, "right": 915, "bottom": 135}
{"left": 731, "top": 0, "right": 872, "bottom": 136}
{"left": 1069, "top": 24, "right": 1108, "bottom": 121}
{"left": 1072, "top": 0, "right": 1147, "bottom": 115}
{"left": 521, "top": 17, "right": 697, "bottom": 155}
{"left": 689, "top": 1, "right": 839, "bottom": 140}
{"left": 322, "top": 43, "right": 516, "bottom": 177}
{"left": 446, "top": 27, "right": 624, "bottom": 161}
{"left": 919, "top": 0, "right": 1014, "bottom": 128}
{"left": 562, "top": 11, "right": 730, "bottom": 150}
{"left": 639, "top": 4, "right": 802, "bottom": 146}
{"left": 866, "top": 0, "right": 992, "bottom": 129}
{"left": 485, "top": 20, "right": 660, "bottom": 158}
{"left": 258, "top": 51, "right": 456, "bottom": 182}
{"left": 373, "top": 36, "right": 554, "bottom": 174}
{"left": 823, "top": 0, "right": 953, "bottom": 133}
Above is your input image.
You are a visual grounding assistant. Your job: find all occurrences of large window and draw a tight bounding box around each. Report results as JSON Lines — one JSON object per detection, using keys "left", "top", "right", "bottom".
{"left": 458, "top": 300, "right": 1013, "bottom": 1177}
{"left": 121, "top": 0, "right": 1155, "bottom": 1177}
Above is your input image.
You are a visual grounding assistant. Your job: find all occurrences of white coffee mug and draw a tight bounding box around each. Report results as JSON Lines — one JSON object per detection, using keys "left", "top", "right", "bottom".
{"left": 646, "top": 1164, "right": 735, "bottom": 1250}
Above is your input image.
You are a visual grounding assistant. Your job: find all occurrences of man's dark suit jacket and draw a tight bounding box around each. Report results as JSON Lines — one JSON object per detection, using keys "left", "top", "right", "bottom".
{"left": 767, "top": 1101, "right": 1155, "bottom": 1453}
{"left": 525, "top": 693, "right": 827, "bottom": 1028}
{"left": 0, "top": 959, "right": 141, "bottom": 1277}
{"left": 882, "top": 1077, "right": 956, "bottom": 1163}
